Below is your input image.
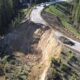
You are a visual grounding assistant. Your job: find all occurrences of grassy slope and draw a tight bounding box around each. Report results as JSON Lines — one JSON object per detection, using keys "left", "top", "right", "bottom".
{"left": 45, "top": 3, "right": 80, "bottom": 39}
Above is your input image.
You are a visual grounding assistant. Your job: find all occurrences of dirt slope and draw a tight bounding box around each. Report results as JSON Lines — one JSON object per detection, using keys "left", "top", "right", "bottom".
{"left": 0, "top": 21, "right": 61, "bottom": 80}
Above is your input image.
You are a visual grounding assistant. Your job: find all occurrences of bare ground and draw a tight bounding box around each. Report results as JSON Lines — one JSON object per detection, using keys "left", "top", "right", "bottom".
{"left": 0, "top": 21, "right": 47, "bottom": 80}
{"left": 0, "top": 20, "right": 61, "bottom": 80}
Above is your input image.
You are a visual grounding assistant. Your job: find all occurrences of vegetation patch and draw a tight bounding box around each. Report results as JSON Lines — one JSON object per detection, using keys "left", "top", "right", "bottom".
{"left": 10, "top": 7, "right": 30, "bottom": 29}
{"left": 0, "top": 55, "right": 29, "bottom": 80}
{"left": 47, "top": 47, "right": 80, "bottom": 80}
{"left": 45, "top": 2, "right": 80, "bottom": 39}
{"left": 0, "top": 45, "right": 30, "bottom": 80}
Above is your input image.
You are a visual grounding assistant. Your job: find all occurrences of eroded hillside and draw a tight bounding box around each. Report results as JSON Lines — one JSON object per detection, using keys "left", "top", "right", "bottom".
{"left": 0, "top": 21, "right": 61, "bottom": 80}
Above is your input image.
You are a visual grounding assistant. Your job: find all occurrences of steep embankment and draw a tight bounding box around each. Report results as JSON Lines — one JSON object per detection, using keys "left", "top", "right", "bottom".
{"left": 38, "top": 30, "right": 61, "bottom": 80}
{"left": 28, "top": 29, "right": 61, "bottom": 80}
{"left": 0, "top": 21, "right": 61, "bottom": 80}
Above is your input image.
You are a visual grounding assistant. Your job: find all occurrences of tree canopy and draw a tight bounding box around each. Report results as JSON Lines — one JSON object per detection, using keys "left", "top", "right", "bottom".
{"left": 72, "top": 0, "right": 80, "bottom": 32}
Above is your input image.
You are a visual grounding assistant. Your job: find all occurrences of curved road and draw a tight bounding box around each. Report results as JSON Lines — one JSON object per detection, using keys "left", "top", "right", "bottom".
{"left": 30, "top": 0, "right": 80, "bottom": 53}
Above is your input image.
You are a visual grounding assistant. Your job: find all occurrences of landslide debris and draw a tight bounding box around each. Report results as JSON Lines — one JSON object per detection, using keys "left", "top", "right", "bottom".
{"left": 0, "top": 21, "right": 61, "bottom": 80}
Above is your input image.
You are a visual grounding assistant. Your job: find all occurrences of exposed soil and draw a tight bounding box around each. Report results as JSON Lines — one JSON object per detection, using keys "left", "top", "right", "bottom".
{"left": 0, "top": 21, "right": 47, "bottom": 80}
{"left": 41, "top": 11, "right": 80, "bottom": 42}
{"left": 0, "top": 20, "right": 61, "bottom": 80}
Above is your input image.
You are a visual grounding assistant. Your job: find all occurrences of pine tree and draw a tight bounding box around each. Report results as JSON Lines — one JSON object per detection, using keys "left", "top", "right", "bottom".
{"left": 72, "top": 0, "right": 80, "bottom": 32}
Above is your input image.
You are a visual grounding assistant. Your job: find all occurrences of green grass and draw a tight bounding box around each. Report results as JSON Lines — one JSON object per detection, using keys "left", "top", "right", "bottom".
{"left": 46, "top": 6, "right": 67, "bottom": 20}
{"left": 61, "top": 20, "right": 80, "bottom": 38}
{"left": 55, "top": 4, "right": 67, "bottom": 12}
{"left": 45, "top": 4, "right": 80, "bottom": 39}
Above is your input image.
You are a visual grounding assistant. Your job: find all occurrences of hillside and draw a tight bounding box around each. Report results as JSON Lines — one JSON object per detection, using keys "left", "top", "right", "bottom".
{"left": 0, "top": 21, "right": 61, "bottom": 80}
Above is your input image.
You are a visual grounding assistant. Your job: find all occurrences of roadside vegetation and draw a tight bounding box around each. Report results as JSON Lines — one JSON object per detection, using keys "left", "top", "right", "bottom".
{"left": 0, "top": 0, "right": 30, "bottom": 36}
{"left": 45, "top": 1, "right": 80, "bottom": 39}
{"left": 47, "top": 47, "right": 80, "bottom": 80}
{"left": 9, "top": 7, "right": 30, "bottom": 30}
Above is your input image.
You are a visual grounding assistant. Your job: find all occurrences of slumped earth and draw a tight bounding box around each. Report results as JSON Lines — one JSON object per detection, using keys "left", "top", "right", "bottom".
{"left": 0, "top": 1, "right": 80, "bottom": 80}
{"left": 0, "top": 21, "right": 61, "bottom": 80}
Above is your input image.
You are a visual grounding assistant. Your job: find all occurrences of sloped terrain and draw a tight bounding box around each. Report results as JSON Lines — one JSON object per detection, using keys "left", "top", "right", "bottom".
{"left": 42, "top": 11, "right": 80, "bottom": 42}
{"left": 0, "top": 21, "right": 61, "bottom": 80}
{"left": 47, "top": 46, "right": 80, "bottom": 80}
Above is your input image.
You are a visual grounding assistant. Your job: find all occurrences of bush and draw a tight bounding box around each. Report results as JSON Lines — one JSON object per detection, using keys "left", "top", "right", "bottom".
{"left": 0, "top": 55, "right": 29, "bottom": 80}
